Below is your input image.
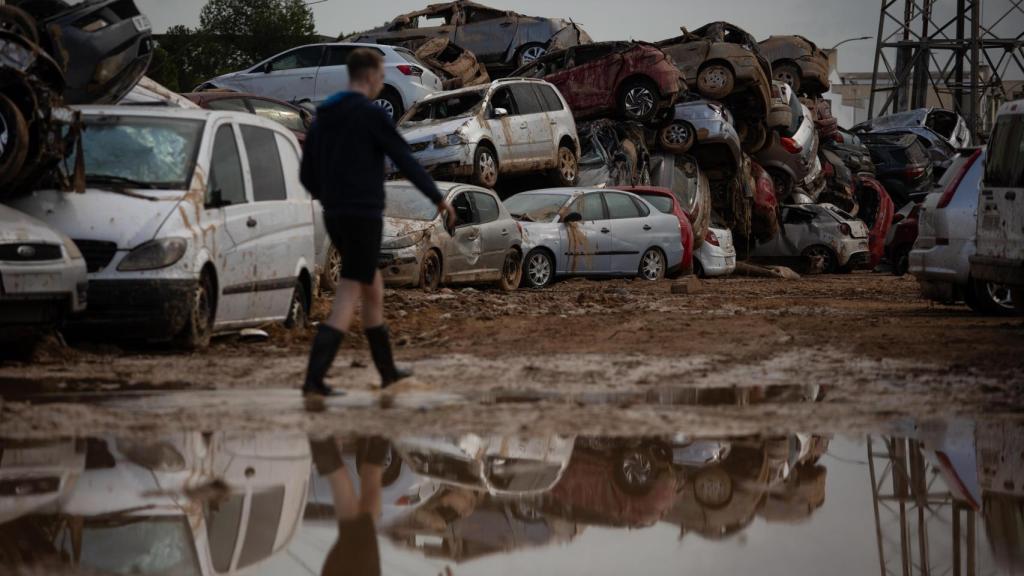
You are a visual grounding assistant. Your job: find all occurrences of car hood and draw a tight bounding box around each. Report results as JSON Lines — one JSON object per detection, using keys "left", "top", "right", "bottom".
{"left": 400, "top": 117, "right": 476, "bottom": 144}
{"left": 0, "top": 203, "right": 67, "bottom": 245}
{"left": 383, "top": 216, "right": 437, "bottom": 239}
{"left": 9, "top": 189, "right": 185, "bottom": 249}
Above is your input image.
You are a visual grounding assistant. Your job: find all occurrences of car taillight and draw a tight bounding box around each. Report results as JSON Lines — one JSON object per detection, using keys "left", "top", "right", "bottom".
{"left": 937, "top": 149, "right": 982, "bottom": 209}
{"left": 904, "top": 166, "right": 926, "bottom": 180}
{"left": 833, "top": 133, "right": 844, "bottom": 144}
{"left": 705, "top": 230, "right": 720, "bottom": 247}
{"left": 839, "top": 223, "right": 852, "bottom": 236}
{"left": 780, "top": 137, "right": 802, "bottom": 154}
{"left": 397, "top": 64, "right": 424, "bottom": 77}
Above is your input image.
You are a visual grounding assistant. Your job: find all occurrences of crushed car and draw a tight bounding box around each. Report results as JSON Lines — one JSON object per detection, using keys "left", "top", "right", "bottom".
{"left": 576, "top": 118, "right": 651, "bottom": 188}
{"left": 657, "top": 98, "right": 744, "bottom": 160}
{"left": 415, "top": 37, "right": 490, "bottom": 90}
{"left": 750, "top": 202, "right": 871, "bottom": 273}
{"left": 397, "top": 78, "right": 580, "bottom": 188}
{"left": 755, "top": 82, "right": 826, "bottom": 200}
{"left": 860, "top": 132, "right": 935, "bottom": 207}
{"left": 758, "top": 35, "right": 831, "bottom": 96}
{"left": 510, "top": 41, "right": 683, "bottom": 123}
{"left": 10, "top": 106, "right": 317, "bottom": 349}
{"left": 852, "top": 107, "right": 972, "bottom": 149}
{"left": 380, "top": 181, "right": 525, "bottom": 291}
{"left": 648, "top": 152, "right": 712, "bottom": 248}
{"left": 343, "top": 1, "right": 592, "bottom": 75}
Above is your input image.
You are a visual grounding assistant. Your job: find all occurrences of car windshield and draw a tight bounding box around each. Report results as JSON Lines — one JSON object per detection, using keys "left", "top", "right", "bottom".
{"left": 387, "top": 184, "right": 440, "bottom": 221}
{"left": 77, "top": 116, "right": 204, "bottom": 190}
{"left": 402, "top": 91, "right": 486, "bottom": 124}
{"left": 504, "top": 194, "right": 570, "bottom": 222}
{"left": 638, "top": 194, "right": 674, "bottom": 214}
{"left": 59, "top": 516, "right": 201, "bottom": 575}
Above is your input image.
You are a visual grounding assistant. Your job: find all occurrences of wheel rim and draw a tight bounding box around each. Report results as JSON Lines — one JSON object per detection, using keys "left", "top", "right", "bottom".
{"left": 621, "top": 451, "right": 653, "bottom": 487}
{"left": 423, "top": 254, "right": 439, "bottom": 289}
{"left": 558, "top": 148, "right": 576, "bottom": 182}
{"left": 987, "top": 283, "right": 1014, "bottom": 310}
{"left": 528, "top": 253, "right": 551, "bottom": 287}
{"left": 664, "top": 123, "right": 691, "bottom": 146}
{"left": 520, "top": 45, "right": 546, "bottom": 65}
{"left": 503, "top": 252, "right": 521, "bottom": 285}
{"left": 641, "top": 250, "right": 664, "bottom": 280}
{"left": 192, "top": 281, "right": 212, "bottom": 337}
{"left": 327, "top": 248, "right": 342, "bottom": 285}
{"left": 374, "top": 98, "right": 395, "bottom": 119}
{"left": 702, "top": 66, "right": 730, "bottom": 90}
{"left": 624, "top": 86, "right": 655, "bottom": 119}
{"left": 478, "top": 151, "right": 497, "bottom": 187}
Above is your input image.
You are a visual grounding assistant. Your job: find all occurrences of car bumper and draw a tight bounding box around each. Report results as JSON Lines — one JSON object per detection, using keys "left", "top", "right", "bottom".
{"left": 71, "top": 279, "right": 198, "bottom": 340}
{"left": 836, "top": 239, "right": 871, "bottom": 268}
{"left": 379, "top": 249, "right": 421, "bottom": 287}
{"left": 697, "top": 252, "right": 737, "bottom": 277}
{"left": 908, "top": 243, "right": 969, "bottom": 285}
{"left": 970, "top": 255, "right": 1024, "bottom": 286}
{"left": 407, "top": 143, "right": 475, "bottom": 176}
{"left": 0, "top": 261, "right": 88, "bottom": 329}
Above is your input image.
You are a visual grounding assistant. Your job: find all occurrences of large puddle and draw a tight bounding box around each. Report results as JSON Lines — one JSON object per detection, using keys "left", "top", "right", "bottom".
{"left": 1, "top": 416, "right": 1020, "bottom": 575}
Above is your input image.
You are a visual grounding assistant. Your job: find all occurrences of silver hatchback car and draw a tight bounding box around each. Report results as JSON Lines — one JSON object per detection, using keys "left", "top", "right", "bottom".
{"left": 755, "top": 82, "right": 825, "bottom": 199}
{"left": 505, "top": 188, "right": 684, "bottom": 288}
{"left": 398, "top": 78, "right": 581, "bottom": 189}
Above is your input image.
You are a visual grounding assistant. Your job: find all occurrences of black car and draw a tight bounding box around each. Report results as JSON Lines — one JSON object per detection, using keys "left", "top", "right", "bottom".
{"left": 860, "top": 132, "right": 934, "bottom": 207}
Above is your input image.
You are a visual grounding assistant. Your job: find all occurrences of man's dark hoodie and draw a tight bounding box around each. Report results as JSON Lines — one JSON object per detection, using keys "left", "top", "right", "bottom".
{"left": 300, "top": 92, "right": 443, "bottom": 218}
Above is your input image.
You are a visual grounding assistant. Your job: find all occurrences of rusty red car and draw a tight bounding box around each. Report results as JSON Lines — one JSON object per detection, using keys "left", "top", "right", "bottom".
{"left": 620, "top": 186, "right": 695, "bottom": 276}
{"left": 510, "top": 41, "right": 682, "bottom": 123}
{"left": 750, "top": 162, "right": 781, "bottom": 242}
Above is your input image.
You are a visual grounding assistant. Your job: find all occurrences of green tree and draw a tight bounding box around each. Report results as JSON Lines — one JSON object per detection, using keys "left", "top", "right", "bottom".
{"left": 199, "top": 0, "right": 316, "bottom": 68}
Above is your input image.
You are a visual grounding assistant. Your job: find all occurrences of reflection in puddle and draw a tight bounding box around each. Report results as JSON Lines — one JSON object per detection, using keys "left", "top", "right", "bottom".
{"left": 0, "top": 420, "right": 1020, "bottom": 575}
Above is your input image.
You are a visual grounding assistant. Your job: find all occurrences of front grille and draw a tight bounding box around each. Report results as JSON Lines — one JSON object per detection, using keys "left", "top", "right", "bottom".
{"left": 0, "top": 243, "right": 62, "bottom": 262}
{"left": 74, "top": 240, "right": 118, "bottom": 273}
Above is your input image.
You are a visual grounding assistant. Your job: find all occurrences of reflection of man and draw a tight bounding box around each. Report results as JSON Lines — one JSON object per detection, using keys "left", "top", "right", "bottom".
{"left": 309, "top": 437, "right": 390, "bottom": 576}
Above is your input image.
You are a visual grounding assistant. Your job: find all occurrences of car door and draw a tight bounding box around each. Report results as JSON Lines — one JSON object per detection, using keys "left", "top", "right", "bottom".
{"left": 238, "top": 123, "right": 306, "bottom": 321}
{"left": 509, "top": 83, "right": 554, "bottom": 164}
{"left": 252, "top": 45, "right": 324, "bottom": 103}
{"left": 602, "top": 191, "right": 651, "bottom": 273}
{"left": 444, "top": 190, "right": 483, "bottom": 283}
{"left": 485, "top": 86, "right": 522, "bottom": 167}
{"left": 455, "top": 5, "right": 515, "bottom": 64}
{"left": 204, "top": 122, "right": 260, "bottom": 325}
{"left": 314, "top": 45, "right": 354, "bottom": 102}
{"left": 563, "top": 44, "right": 622, "bottom": 113}
{"left": 559, "top": 193, "right": 610, "bottom": 274}
{"left": 469, "top": 189, "right": 511, "bottom": 278}
{"left": 978, "top": 112, "right": 1024, "bottom": 263}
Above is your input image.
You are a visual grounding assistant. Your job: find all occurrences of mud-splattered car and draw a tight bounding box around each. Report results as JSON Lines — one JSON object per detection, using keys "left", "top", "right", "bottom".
{"left": 648, "top": 152, "right": 712, "bottom": 248}
{"left": 343, "top": 1, "right": 591, "bottom": 75}
{"left": 751, "top": 203, "right": 871, "bottom": 273}
{"left": 10, "top": 107, "right": 316, "bottom": 349}
{"left": 510, "top": 41, "right": 683, "bottom": 123}
{"left": 398, "top": 78, "right": 580, "bottom": 188}
{"left": 618, "top": 186, "right": 695, "bottom": 275}
{"left": 380, "top": 181, "right": 524, "bottom": 291}
{"left": 505, "top": 188, "right": 685, "bottom": 288}
{"left": 657, "top": 98, "right": 743, "bottom": 158}
{"left": 755, "top": 82, "right": 826, "bottom": 200}
{"left": 852, "top": 107, "right": 972, "bottom": 149}
{"left": 758, "top": 35, "right": 831, "bottom": 96}
{"left": 182, "top": 92, "right": 312, "bottom": 145}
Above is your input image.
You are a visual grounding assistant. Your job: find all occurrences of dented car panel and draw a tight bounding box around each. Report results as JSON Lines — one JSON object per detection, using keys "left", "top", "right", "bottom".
{"left": 751, "top": 203, "right": 871, "bottom": 273}
{"left": 758, "top": 35, "right": 831, "bottom": 96}
{"left": 647, "top": 153, "right": 712, "bottom": 248}
{"left": 661, "top": 99, "right": 742, "bottom": 172}
{"left": 756, "top": 85, "right": 826, "bottom": 200}
{"left": 10, "top": 106, "right": 316, "bottom": 343}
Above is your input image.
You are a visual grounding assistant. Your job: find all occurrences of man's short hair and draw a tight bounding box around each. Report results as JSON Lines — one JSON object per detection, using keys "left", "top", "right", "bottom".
{"left": 347, "top": 48, "right": 384, "bottom": 83}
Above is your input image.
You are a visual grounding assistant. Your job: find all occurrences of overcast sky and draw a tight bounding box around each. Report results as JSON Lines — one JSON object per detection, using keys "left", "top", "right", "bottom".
{"left": 135, "top": 0, "right": 884, "bottom": 73}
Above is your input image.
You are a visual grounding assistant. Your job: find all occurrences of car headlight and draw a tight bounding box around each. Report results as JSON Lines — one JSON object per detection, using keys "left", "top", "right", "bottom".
{"left": 118, "top": 238, "right": 187, "bottom": 271}
{"left": 382, "top": 232, "right": 424, "bottom": 250}
{"left": 433, "top": 132, "right": 466, "bottom": 148}
{"left": 61, "top": 235, "right": 83, "bottom": 261}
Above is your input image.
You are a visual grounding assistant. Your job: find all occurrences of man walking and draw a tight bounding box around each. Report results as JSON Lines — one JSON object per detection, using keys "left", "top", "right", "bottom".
{"left": 300, "top": 48, "right": 454, "bottom": 397}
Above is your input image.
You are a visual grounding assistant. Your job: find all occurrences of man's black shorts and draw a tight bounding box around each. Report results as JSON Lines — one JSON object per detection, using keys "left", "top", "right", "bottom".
{"left": 322, "top": 514, "right": 380, "bottom": 575}
{"left": 324, "top": 214, "right": 383, "bottom": 285}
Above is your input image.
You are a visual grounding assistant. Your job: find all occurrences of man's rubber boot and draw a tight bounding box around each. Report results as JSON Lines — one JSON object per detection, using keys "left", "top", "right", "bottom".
{"left": 302, "top": 324, "right": 345, "bottom": 397}
{"left": 365, "top": 325, "right": 412, "bottom": 389}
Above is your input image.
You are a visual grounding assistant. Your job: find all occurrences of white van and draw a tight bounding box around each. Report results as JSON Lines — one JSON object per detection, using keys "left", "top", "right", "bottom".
{"left": 12, "top": 106, "right": 317, "bottom": 349}
{"left": 971, "top": 99, "right": 1024, "bottom": 309}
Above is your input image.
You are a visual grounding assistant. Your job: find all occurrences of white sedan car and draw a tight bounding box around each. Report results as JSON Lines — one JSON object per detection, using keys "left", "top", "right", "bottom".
{"left": 694, "top": 226, "right": 737, "bottom": 278}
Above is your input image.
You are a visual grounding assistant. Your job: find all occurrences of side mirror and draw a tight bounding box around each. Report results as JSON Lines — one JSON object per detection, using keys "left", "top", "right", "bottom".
{"left": 492, "top": 107, "right": 509, "bottom": 118}
{"left": 562, "top": 211, "right": 583, "bottom": 224}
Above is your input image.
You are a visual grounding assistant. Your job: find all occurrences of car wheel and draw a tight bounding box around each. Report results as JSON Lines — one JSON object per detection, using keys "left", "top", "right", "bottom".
{"left": 473, "top": 145, "right": 499, "bottom": 188}
{"left": 638, "top": 248, "right": 666, "bottom": 281}
{"left": 802, "top": 245, "right": 837, "bottom": 274}
{"left": 176, "top": 271, "right": 215, "bottom": 350}
{"left": 419, "top": 249, "right": 442, "bottom": 292}
{"left": 284, "top": 280, "right": 309, "bottom": 329}
{"left": 0, "top": 94, "right": 30, "bottom": 189}
{"left": 892, "top": 247, "right": 910, "bottom": 277}
{"left": 373, "top": 88, "right": 404, "bottom": 122}
{"left": 523, "top": 249, "right": 554, "bottom": 289}
{"left": 768, "top": 168, "right": 793, "bottom": 199}
{"left": 553, "top": 145, "right": 578, "bottom": 186}
{"left": 516, "top": 43, "right": 547, "bottom": 68}
{"left": 614, "top": 447, "right": 658, "bottom": 495}
{"left": 693, "top": 466, "right": 734, "bottom": 508}
{"left": 357, "top": 442, "right": 403, "bottom": 487}
{"left": 773, "top": 62, "right": 802, "bottom": 93}
{"left": 497, "top": 249, "right": 522, "bottom": 291}
{"left": 321, "top": 245, "right": 341, "bottom": 293}
{"left": 694, "top": 258, "right": 706, "bottom": 278}
{"left": 618, "top": 78, "right": 659, "bottom": 123}
{"left": 659, "top": 121, "right": 696, "bottom": 153}
{"left": 741, "top": 122, "right": 767, "bottom": 153}
{"left": 966, "top": 278, "right": 1016, "bottom": 316}
{"left": 697, "top": 63, "right": 735, "bottom": 100}
{"left": 0, "top": 6, "right": 38, "bottom": 45}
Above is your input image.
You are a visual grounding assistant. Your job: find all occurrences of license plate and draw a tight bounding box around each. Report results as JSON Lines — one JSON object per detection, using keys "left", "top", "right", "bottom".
{"left": 982, "top": 214, "right": 1000, "bottom": 230}
{"left": 133, "top": 15, "right": 151, "bottom": 32}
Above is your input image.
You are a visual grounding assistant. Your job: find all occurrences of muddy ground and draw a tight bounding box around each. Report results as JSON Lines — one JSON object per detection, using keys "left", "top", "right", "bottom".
{"left": 1, "top": 272, "right": 1022, "bottom": 439}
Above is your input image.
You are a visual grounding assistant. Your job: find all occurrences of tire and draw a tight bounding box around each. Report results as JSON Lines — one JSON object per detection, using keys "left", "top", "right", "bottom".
{"left": 472, "top": 145, "right": 499, "bottom": 188}
{"left": 694, "top": 258, "right": 706, "bottom": 278}
{"left": 522, "top": 249, "right": 554, "bottom": 289}
{"left": 284, "top": 280, "right": 309, "bottom": 329}
{"left": 372, "top": 88, "right": 404, "bottom": 122}
{"left": 740, "top": 122, "right": 767, "bottom": 153}
{"left": 321, "top": 245, "right": 341, "bottom": 293}
{"left": 802, "top": 245, "right": 837, "bottom": 274}
{"left": 0, "top": 94, "right": 30, "bottom": 189}
{"left": 0, "top": 6, "right": 39, "bottom": 45}
{"left": 618, "top": 78, "right": 660, "bottom": 123}
{"left": 516, "top": 42, "right": 547, "bottom": 68}
{"left": 176, "top": 272, "right": 215, "bottom": 350}
{"left": 768, "top": 168, "right": 793, "bottom": 198}
{"left": 552, "top": 144, "right": 578, "bottom": 186}
{"left": 892, "top": 247, "right": 910, "bottom": 277}
{"left": 638, "top": 248, "right": 666, "bottom": 281}
{"left": 697, "top": 63, "right": 735, "bottom": 100}
{"left": 773, "top": 62, "right": 802, "bottom": 94}
{"left": 357, "top": 443, "right": 403, "bottom": 487}
{"left": 965, "top": 278, "right": 1016, "bottom": 316}
{"left": 659, "top": 121, "right": 696, "bottom": 154}
{"left": 419, "top": 249, "right": 442, "bottom": 292}
{"left": 614, "top": 447, "right": 658, "bottom": 495}
{"left": 497, "top": 249, "right": 522, "bottom": 291}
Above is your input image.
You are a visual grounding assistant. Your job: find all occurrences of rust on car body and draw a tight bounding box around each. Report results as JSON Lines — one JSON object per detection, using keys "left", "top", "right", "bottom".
{"left": 758, "top": 35, "right": 831, "bottom": 96}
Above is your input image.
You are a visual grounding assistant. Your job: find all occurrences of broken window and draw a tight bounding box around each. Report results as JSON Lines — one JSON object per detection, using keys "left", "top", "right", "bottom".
{"left": 241, "top": 126, "right": 286, "bottom": 202}
{"left": 63, "top": 517, "right": 201, "bottom": 575}
{"left": 78, "top": 116, "right": 204, "bottom": 190}
{"left": 209, "top": 125, "right": 247, "bottom": 207}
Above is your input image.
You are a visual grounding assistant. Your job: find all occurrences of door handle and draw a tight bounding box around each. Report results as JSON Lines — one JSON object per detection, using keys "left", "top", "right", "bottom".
{"left": 247, "top": 217, "right": 258, "bottom": 228}
{"left": 519, "top": 122, "right": 528, "bottom": 129}
{"left": 300, "top": 76, "right": 314, "bottom": 80}
{"left": 501, "top": 229, "right": 510, "bottom": 236}
{"left": 601, "top": 228, "right": 610, "bottom": 234}
{"left": 643, "top": 225, "right": 652, "bottom": 231}
{"left": 1007, "top": 191, "right": 1017, "bottom": 201}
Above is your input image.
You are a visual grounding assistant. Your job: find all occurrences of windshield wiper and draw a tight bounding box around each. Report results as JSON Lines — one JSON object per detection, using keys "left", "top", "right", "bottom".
{"left": 87, "top": 174, "right": 161, "bottom": 190}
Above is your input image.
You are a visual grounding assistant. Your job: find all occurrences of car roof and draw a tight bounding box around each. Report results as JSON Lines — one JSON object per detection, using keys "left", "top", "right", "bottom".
{"left": 180, "top": 92, "right": 303, "bottom": 109}
{"left": 389, "top": 180, "right": 477, "bottom": 195}
{"left": 617, "top": 186, "right": 674, "bottom": 197}
{"left": 997, "top": 98, "right": 1024, "bottom": 116}
{"left": 516, "top": 188, "right": 608, "bottom": 197}
{"left": 73, "top": 106, "right": 298, "bottom": 135}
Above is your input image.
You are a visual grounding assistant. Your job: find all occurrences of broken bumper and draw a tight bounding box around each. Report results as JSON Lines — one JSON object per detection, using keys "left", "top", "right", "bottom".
{"left": 970, "top": 255, "right": 1024, "bottom": 286}
{"left": 71, "top": 279, "right": 197, "bottom": 339}
{"left": 408, "top": 143, "right": 475, "bottom": 177}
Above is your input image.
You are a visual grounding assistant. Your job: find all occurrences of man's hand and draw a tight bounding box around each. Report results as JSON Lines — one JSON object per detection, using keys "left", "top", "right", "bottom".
{"left": 437, "top": 200, "right": 457, "bottom": 229}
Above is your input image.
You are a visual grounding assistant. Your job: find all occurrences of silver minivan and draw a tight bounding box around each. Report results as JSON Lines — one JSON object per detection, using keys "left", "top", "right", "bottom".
{"left": 398, "top": 78, "right": 581, "bottom": 189}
